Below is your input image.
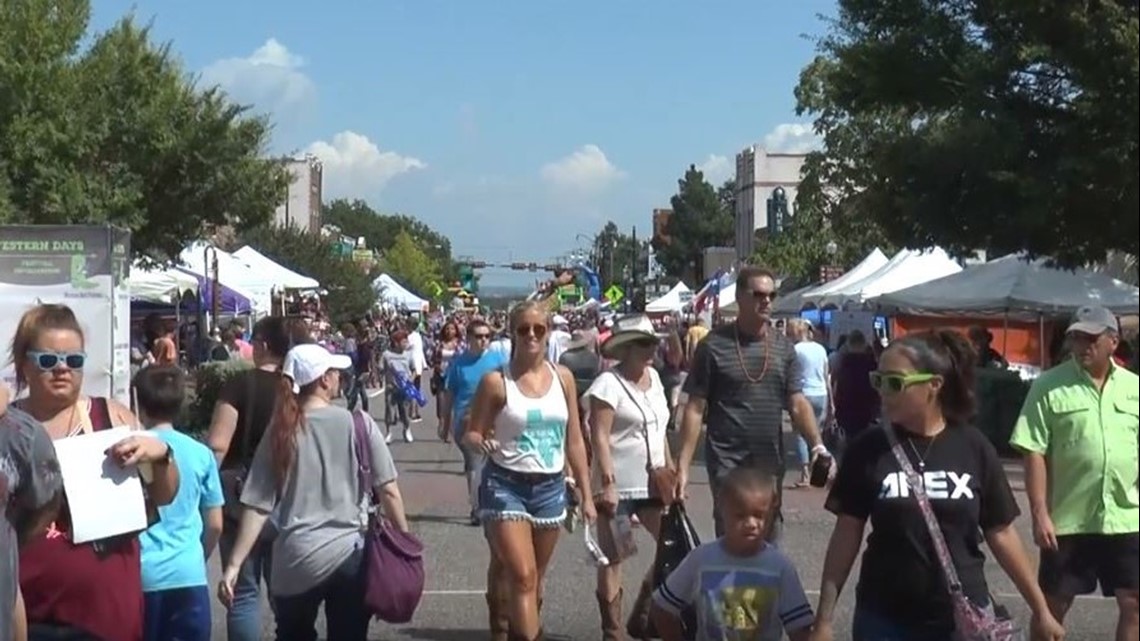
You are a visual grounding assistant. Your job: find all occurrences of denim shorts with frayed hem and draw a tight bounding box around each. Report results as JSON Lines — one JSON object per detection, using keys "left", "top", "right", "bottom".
{"left": 478, "top": 462, "right": 567, "bottom": 528}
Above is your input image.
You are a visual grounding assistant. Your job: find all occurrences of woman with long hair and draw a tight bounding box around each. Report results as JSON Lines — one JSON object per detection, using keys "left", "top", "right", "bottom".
{"left": 218, "top": 343, "right": 410, "bottom": 641}
{"left": 433, "top": 320, "right": 462, "bottom": 440}
{"left": 585, "top": 315, "right": 674, "bottom": 640}
{"left": 12, "top": 304, "right": 179, "bottom": 641}
{"left": 464, "top": 301, "right": 596, "bottom": 641}
{"left": 810, "top": 330, "right": 1064, "bottom": 641}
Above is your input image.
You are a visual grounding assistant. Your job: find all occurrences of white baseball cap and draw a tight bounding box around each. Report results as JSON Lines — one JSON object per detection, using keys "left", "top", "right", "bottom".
{"left": 282, "top": 343, "right": 352, "bottom": 393}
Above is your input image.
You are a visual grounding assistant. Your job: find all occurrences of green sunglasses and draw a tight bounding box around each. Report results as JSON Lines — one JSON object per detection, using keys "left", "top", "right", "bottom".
{"left": 869, "top": 371, "right": 938, "bottom": 394}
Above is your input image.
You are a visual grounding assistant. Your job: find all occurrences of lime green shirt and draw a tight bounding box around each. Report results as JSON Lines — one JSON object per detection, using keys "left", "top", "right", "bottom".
{"left": 1010, "top": 359, "right": 1139, "bottom": 536}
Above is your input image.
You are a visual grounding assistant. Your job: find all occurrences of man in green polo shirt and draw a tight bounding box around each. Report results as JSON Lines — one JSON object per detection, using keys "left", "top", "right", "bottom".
{"left": 1011, "top": 305, "right": 1139, "bottom": 640}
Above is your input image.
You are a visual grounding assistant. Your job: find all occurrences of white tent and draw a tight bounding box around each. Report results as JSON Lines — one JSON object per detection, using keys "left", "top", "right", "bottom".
{"left": 179, "top": 241, "right": 272, "bottom": 313}
{"left": 645, "top": 282, "right": 693, "bottom": 313}
{"left": 802, "top": 248, "right": 889, "bottom": 306}
{"left": 816, "top": 247, "right": 962, "bottom": 309}
{"left": 129, "top": 263, "right": 199, "bottom": 304}
{"left": 233, "top": 246, "right": 320, "bottom": 290}
{"left": 372, "top": 273, "right": 428, "bottom": 310}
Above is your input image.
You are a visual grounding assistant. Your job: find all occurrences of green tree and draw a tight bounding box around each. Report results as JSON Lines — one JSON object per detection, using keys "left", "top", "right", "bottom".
{"left": 795, "top": 0, "right": 1139, "bottom": 267}
{"left": 234, "top": 226, "right": 375, "bottom": 323}
{"left": 652, "top": 166, "right": 734, "bottom": 281}
{"left": 380, "top": 230, "right": 442, "bottom": 298}
{"left": 0, "top": 3, "right": 286, "bottom": 260}
{"left": 322, "top": 199, "right": 456, "bottom": 280}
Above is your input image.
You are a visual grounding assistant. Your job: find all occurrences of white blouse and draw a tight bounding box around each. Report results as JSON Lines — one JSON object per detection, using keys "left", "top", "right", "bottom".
{"left": 584, "top": 369, "right": 670, "bottom": 499}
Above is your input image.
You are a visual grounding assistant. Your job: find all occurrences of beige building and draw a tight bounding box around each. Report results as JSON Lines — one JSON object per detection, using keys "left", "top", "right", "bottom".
{"left": 733, "top": 146, "right": 807, "bottom": 261}
{"left": 273, "top": 155, "right": 324, "bottom": 234}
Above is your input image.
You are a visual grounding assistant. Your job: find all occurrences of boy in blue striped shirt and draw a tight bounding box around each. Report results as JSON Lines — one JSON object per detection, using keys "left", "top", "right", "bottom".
{"left": 651, "top": 468, "right": 813, "bottom": 641}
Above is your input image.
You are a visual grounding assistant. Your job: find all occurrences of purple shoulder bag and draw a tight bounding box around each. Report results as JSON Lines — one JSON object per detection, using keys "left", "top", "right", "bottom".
{"left": 351, "top": 410, "right": 426, "bottom": 623}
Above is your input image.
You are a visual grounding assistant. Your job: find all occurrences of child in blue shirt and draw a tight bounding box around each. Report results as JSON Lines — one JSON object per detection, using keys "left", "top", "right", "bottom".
{"left": 651, "top": 467, "right": 814, "bottom": 641}
{"left": 134, "top": 366, "right": 224, "bottom": 641}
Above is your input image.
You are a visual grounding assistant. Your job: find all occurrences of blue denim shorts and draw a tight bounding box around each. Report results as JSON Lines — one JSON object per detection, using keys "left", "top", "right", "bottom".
{"left": 478, "top": 462, "right": 567, "bottom": 528}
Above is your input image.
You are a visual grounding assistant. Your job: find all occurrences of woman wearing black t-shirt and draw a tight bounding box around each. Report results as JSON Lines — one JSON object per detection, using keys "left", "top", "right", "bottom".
{"left": 810, "top": 330, "right": 1064, "bottom": 641}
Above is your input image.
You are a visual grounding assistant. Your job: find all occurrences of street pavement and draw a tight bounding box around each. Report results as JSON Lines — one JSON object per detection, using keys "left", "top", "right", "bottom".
{"left": 207, "top": 404, "right": 1119, "bottom": 640}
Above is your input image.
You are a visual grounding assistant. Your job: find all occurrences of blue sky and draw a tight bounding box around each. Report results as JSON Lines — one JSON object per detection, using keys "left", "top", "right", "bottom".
{"left": 92, "top": 0, "right": 836, "bottom": 288}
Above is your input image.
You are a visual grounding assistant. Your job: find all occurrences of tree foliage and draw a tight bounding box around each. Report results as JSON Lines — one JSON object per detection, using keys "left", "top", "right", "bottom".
{"left": 380, "top": 231, "right": 443, "bottom": 299}
{"left": 0, "top": 2, "right": 286, "bottom": 259}
{"left": 652, "top": 166, "right": 734, "bottom": 280}
{"left": 235, "top": 225, "right": 376, "bottom": 323}
{"left": 590, "top": 220, "right": 645, "bottom": 287}
{"left": 322, "top": 199, "right": 456, "bottom": 280}
{"left": 795, "top": 0, "right": 1139, "bottom": 268}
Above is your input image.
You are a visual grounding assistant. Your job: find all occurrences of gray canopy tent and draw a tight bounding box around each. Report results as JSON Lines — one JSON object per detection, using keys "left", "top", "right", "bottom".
{"left": 872, "top": 254, "right": 1140, "bottom": 317}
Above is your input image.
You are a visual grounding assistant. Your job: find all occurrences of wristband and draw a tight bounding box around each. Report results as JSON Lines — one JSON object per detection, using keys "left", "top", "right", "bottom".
{"left": 811, "top": 444, "right": 831, "bottom": 457}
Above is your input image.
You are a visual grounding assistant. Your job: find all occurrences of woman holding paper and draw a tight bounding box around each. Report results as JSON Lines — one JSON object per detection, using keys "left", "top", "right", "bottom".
{"left": 9, "top": 303, "right": 181, "bottom": 641}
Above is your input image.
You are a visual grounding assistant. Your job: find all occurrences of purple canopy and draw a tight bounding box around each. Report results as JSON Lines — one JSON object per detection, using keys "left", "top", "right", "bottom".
{"left": 175, "top": 268, "right": 254, "bottom": 314}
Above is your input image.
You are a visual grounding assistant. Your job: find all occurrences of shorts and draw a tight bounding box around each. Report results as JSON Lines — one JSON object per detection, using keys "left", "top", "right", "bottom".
{"left": 478, "top": 462, "right": 567, "bottom": 528}
{"left": 1039, "top": 532, "right": 1140, "bottom": 597}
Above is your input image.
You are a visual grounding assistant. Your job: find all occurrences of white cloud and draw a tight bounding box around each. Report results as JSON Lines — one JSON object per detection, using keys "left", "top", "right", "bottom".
{"left": 539, "top": 145, "right": 624, "bottom": 193}
{"left": 305, "top": 131, "right": 426, "bottom": 198}
{"left": 762, "top": 123, "right": 822, "bottom": 154}
{"left": 697, "top": 154, "right": 734, "bottom": 184}
{"left": 200, "top": 38, "right": 317, "bottom": 115}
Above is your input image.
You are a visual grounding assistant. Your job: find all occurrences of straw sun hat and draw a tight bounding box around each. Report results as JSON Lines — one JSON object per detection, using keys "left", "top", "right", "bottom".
{"left": 600, "top": 314, "right": 660, "bottom": 359}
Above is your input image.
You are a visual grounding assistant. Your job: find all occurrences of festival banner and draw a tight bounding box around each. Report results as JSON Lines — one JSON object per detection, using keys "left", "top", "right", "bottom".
{"left": 0, "top": 226, "right": 132, "bottom": 405}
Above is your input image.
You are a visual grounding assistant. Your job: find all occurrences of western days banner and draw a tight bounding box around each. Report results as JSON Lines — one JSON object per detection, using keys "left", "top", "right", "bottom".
{"left": 0, "top": 226, "right": 132, "bottom": 406}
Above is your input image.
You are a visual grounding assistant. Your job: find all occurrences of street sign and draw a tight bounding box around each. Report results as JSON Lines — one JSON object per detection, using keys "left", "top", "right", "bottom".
{"left": 604, "top": 284, "right": 625, "bottom": 304}
{"left": 430, "top": 281, "right": 444, "bottom": 298}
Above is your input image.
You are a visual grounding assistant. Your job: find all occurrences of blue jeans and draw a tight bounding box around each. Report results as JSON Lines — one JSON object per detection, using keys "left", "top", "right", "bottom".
{"left": 796, "top": 394, "right": 829, "bottom": 466}
{"left": 345, "top": 373, "right": 370, "bottom": 413}
{"left": 478, "top": 462, "right": 567, "bottom": 527}
{"left": 143, "top": 586, "right": 212, "bottom": 641}
{"left": 852, "top": 606, "right": 956, "bottom": 641}
{"left": 218, "top": 523, "right": 274, "bottom": 641}
{"left": 272, "top": 546, "right": 370, "bottom": 641}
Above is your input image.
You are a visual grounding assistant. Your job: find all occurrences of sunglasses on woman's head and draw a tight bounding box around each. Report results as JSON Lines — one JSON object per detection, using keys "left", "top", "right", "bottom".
{"left": 28, "top": 351, "right": 86, "bottom": 371}
{"left": 869, "top": 371, "right": 937, "bottom": 393}
{"left": 515, "top": 324, "right": 548, "bottom": 339}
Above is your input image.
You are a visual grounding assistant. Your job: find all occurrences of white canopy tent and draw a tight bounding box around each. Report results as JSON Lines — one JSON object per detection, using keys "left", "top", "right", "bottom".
{"left": 815, "top": 247, "right": 962, "bottom": 309}
{"left": 801, "top": 248, "right": 890, "bottom": 307}
{"left": 179, "top": 241, "right": 272, "bottom": 313}
{"left": 129, "top": 263, "right": 199, "bottom": 304}
{"left": 372, "top": 273, "right": 428, "bottom": 310}
{"left": 233, "top": 246, "right": 320, "bottom": 290}
{"left": 645, "top": 282, "right": 693, "bottom": 313}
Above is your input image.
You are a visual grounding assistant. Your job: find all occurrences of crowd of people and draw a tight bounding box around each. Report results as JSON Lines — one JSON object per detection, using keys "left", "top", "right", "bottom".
{"left": 0, "top": 265, "right": 1137, "bottom": 641}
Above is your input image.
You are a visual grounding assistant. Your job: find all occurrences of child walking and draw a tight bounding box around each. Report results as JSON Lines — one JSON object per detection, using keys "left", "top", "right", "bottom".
{"left": 135, "top": 366, "right": 225, "bottom": 641}
{"left": 651, "top": 467, "right": 814, "bottom": 641}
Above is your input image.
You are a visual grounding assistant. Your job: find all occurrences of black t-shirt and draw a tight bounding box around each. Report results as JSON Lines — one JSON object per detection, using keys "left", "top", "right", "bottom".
{"left": 217, "top": 368, "right": 282, "bottom": 470}
{"left": 825, "top": 423, "right": 1020, "bottom": 627}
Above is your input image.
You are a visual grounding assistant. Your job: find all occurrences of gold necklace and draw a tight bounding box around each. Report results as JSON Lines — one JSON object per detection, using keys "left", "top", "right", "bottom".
{"left": 734, "top": 324, "right": 771, "bottom": 384}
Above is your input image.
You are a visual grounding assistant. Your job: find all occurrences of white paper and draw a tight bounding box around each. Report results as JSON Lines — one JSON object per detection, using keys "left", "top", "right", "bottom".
{"left": 53, "top": 426, "right": 149, "bottom": 543}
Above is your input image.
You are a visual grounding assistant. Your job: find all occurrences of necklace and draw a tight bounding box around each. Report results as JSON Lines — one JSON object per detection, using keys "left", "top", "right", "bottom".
{"left": 734, "top": 324, "right": 771, "bottom": 384}
{"left": 907, "top": 434, "right": 939, "bottom": 472}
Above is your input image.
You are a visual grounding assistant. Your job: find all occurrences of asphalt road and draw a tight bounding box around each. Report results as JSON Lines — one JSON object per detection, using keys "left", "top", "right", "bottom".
{"left": 207, "top": 405, "right": 1120, "bottom": 640}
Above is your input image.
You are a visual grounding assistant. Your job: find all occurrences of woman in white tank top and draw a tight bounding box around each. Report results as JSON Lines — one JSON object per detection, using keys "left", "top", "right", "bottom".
{"left": 463, "top": 301, "right": 596, "bottom": 641}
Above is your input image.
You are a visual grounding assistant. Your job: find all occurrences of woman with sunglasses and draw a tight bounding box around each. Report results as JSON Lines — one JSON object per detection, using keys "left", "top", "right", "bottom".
{"left": 464, "top": 301, "right": 595, "bottom": 641}
{"left": 810, "top": 330, "right": 1063, "bottom": 641}
{"left": 11, "top": 304, "right": 180, "bottom": 641}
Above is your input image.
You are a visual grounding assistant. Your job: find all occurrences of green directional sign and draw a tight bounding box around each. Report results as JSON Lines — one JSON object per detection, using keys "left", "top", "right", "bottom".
{"left": 604, "top": 284, "right": 624, "bottom": 304}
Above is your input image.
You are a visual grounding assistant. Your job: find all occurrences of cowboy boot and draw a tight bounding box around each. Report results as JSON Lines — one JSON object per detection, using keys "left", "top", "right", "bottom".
{"left": 597, "top": 589, "right": 625, "bottom": 641}
{"left": 507, "top": 631, "right": 544, "bottom": 641}
{"left": 625, "top": 579, "right": 654, "bottom": 639}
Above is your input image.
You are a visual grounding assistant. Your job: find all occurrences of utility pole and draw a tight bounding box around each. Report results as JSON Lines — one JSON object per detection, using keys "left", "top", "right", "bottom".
{"left": 630, "top": 225, "right": 638, "bottom": 311}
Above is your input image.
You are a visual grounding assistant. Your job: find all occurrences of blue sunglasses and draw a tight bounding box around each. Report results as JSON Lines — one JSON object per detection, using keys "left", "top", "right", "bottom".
{"left": 27, "top": 351, "right": 87, "bottom": 371}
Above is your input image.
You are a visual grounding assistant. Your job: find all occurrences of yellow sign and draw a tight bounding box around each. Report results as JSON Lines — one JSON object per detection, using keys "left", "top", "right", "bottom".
{"left": 604, "top": 285, "right": 624, "bottom": 304}
{"left": 430, "top": 281, "right": 444, "bottom": 298}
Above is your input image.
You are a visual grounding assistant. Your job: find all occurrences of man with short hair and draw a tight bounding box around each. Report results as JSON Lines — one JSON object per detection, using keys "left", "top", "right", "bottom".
{"left": 675, "top": 265, "right": 829, "bottom": 540}
{"left": 1011, "top": 305, "right": 1139, "bottom": 641}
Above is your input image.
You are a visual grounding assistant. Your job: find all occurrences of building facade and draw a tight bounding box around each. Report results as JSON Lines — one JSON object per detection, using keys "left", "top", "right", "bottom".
{"left": 273, "top": 155, "right": 324, "bottom": 234}
{"left": 733, "top": 147, "right": 807, "bottom": 261}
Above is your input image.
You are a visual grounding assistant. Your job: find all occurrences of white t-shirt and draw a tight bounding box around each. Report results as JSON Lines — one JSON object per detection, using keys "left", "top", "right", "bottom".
{"left": 584, "top": 369, "right": 669, "bottom": 499}
{"left": 794, "top": 340, "right": 830, "bottom": 397}
{"left": 407, "top": 331, "right": 426, "bottom": 375}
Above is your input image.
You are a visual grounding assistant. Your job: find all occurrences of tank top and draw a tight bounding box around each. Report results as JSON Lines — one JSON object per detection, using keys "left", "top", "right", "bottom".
{"left": 491, "top": 362, "right": 569, "bottom": 474}
{"left": 20, "top": 398, "right": 144, "bottom": 641}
